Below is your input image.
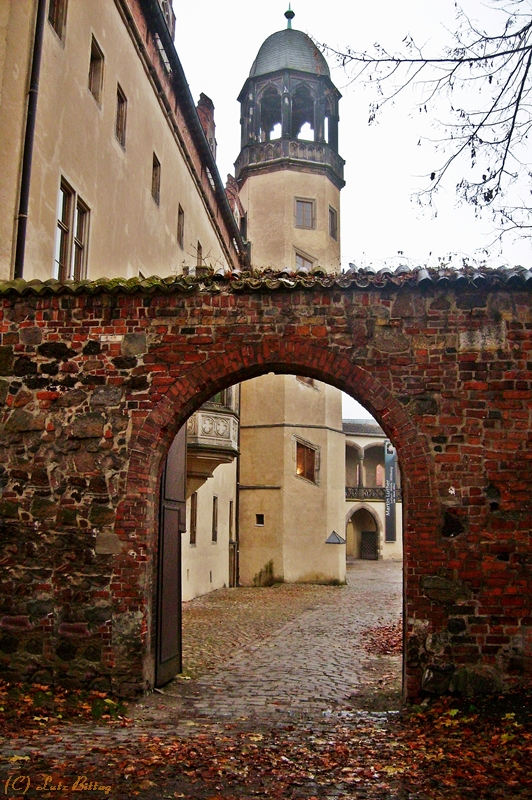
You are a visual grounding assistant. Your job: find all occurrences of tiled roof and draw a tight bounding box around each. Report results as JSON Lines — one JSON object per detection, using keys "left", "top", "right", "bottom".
{"left": 249, "top": 29, "right": 330, "bottom": 78}
{"left": 0, "top": 265, "right": 531, "bottom": 297}
{"left": 343, "top": 419, "right": 384, "bottom": 436}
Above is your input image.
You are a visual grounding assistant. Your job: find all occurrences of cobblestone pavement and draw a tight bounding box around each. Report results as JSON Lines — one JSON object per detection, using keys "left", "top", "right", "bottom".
{"left": 135, "top": 559, "right": 403, "bottom": 724}
{"left": 1, "top": 561, "right": 406, "bottom": 799}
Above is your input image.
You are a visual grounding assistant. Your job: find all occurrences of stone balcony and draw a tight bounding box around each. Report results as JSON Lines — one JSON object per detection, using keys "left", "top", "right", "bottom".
{"left": 235, "top": 139, "right": 345, "bottom": 187}
{"left": 345, "top": 486, "right": 403, "bottom": 502}
{"left": 186, "top": 408, "right": 239, "bottom": 497}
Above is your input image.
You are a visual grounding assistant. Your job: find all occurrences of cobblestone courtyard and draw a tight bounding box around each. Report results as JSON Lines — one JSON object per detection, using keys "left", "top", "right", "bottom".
{"left": 136, "top": 559, "right": 403, "bottom": 725}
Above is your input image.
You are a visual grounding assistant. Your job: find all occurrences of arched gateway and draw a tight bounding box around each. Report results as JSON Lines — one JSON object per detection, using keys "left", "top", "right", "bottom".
{"left": 1, "top": 267, "right": 531, "bottom": 701}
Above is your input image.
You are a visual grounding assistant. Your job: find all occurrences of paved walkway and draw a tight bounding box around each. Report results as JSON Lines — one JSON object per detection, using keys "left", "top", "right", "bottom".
{"left": 135, "top": 559, "right": 403, "bottom": 724}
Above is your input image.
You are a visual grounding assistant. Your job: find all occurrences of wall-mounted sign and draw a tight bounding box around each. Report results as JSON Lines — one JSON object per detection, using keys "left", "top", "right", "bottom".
{"left": 384, "top": 440, "right": 396, "bottom": 542}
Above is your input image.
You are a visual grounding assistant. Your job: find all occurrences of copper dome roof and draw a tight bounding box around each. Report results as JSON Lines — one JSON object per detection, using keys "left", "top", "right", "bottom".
{"left": 249, "top": 29, "right": 330, "bottom": 78}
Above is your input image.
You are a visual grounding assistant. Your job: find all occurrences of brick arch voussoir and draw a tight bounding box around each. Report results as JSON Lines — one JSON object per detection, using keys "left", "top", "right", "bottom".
{"left": 121, "top": 339, "right": 436, "bottom": 534}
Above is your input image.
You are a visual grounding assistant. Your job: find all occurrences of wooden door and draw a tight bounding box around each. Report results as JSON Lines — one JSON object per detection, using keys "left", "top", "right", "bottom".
{"left": 155, "top": 426, "right": 186, "bottom": 687}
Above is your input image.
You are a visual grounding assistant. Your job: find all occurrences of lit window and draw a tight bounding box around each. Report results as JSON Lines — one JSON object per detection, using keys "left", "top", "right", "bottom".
{"left": 177, "top": 205, "right": 184, "bottom": 248}
{"left": 212, "top": 496, "right": 218, "bottom": 543}
{"left": 54, "top": 180, "right": 90, "bottom": 281}
{"left": 329, "top": 206, "right": 338, "bottom": 240}
{"left": 152, "top": 153, "right": 161, "bottom": 204}
{"left": 295, "top": 253, "right": 313, "bottom": 271}
{"left": 88, "top": 36, "right": 104, "bottom": 103}
{"left": 189, "top": 492, "right": 197, "bottom": 546}
{"left": 295, "top": 198, "right": 314, "bottom": 229}
{"left": 115, "top": 84, "right": 127, "bottom": 147}
{"left": 296, "top": 442, "right": 317, "bottom": 484}
{"left": 48, "top": 0, "right": 68, "bottom": 40}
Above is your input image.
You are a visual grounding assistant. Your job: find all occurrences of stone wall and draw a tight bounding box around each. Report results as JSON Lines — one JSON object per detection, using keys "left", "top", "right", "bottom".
{"left": 0, "top": 270, "right": 531, "bottom": 698}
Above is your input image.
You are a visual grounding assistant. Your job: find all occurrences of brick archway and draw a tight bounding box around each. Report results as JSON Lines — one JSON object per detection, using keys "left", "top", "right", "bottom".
{"left": 1, "top": 275, "right": 531, "bottom": 701}
{"left": 120, "top": 341, "right": 437, "bottom": 698}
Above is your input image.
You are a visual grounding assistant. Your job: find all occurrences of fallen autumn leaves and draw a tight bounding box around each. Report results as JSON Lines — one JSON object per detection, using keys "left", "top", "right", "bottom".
{"left": 1, "top": 679, "right": 531, "bottom": 799}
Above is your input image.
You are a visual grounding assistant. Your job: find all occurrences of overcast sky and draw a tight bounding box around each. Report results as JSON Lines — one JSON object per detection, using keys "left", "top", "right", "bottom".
{"left": 173, "top": 0, "right": 530, "bottom": 418}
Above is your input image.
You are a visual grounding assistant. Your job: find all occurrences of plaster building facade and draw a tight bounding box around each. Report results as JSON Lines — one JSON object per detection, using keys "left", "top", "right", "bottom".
{"left": 344, "top": 420, "right": 403, "bottom": 562}
{"left": 0, "top": 1, "right": 397, "bottom": 613}
{"left": 235, "top": 15, "right": 349, "bottom": 587}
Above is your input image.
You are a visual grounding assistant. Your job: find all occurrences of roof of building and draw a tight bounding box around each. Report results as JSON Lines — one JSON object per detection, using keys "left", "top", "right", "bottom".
{"left": 343, "top": 420, "right": 385, "bottom": 436}
{"left": 1, "top": 265, "right": 531, "bottom": 297}
{"left": 249, "top": 28, "right": 330, "bottom": 78}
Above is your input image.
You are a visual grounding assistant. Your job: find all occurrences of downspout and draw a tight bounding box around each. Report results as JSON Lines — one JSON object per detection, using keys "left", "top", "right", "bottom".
{"left": 14, "top": 0, "right": 47, "bottom": 279}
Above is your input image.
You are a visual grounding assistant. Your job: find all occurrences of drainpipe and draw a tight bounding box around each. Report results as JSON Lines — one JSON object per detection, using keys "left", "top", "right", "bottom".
{"left": 14, "top": 0, "right": 47, "bottom": 279}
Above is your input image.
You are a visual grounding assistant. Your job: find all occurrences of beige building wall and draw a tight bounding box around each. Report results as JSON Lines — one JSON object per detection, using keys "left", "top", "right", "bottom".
{"left": 0, "top": 0, "right": 236, "bottom": 281}
{"left": 239, "top": 169, "right": 341, "bottom": 271}
{"left": 239, "top": 375, "right": 346, "bottom": 585}
{"left": 0, "top": 1, "right": 35, "bottom": 274}
{"left": 182, "top": 459, "right": 237, "bottom": 602}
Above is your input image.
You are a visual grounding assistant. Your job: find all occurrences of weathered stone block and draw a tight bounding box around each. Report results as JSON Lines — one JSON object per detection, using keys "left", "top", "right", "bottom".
{"left": 121, "top": 332, "right": 146, "bottom": 355}
{"left": 20, "top": 327, "right": 42, "bottom": 345}
{"left": 90, "top": 386, "right": 122, "bottom": 407}
{"left": 0, "top": 346, "right": 14, "bottom": 375}
{"left": 4, "top": 409, "right": 45, "bottom": 432}
{"left": 89, "top": 505, "right": 116, "bottom": 527}
{"left": 422, "top": 576, "right": 473, "bottom": 605}
{"left": 449, "top": 665, "right": 505, "bottom": 696}
{"left": 94, "top": 532, "right": 122, "bottom": 554}
{"left": 70, "top": 412, "right": 104, "bottom": 439}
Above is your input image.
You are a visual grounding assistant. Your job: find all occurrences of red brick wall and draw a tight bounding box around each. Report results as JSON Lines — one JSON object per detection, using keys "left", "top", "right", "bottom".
{"left": 0, "top": 277, "right": 531, "bottom": 698}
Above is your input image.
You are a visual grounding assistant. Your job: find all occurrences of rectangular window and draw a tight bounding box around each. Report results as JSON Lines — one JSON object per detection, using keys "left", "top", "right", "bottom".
{"left": 115, "top": 84, "right": 127, "bottom": 147}
{"left": 295, "top": 253, "right": 313, "bottom": 271}
{"left": 177, "top": 205, "right": 185, "bottom": 248}
{"left": 88, "top": 36, "right": 104, "bottom": 103}
{"left": 255, "top": 513, "right": 265, "bottom": 526}
{"left": 197, "top": 240, "right": 203, "bottom": 267}
{"left": 72, "top": 198, "right": 89, "bottom": 281}
{"left": 212, "top": 496, "right": 218, "bottom": 543}
{"left": 152, "top": 153, "right": 161, "bottom": 204}
{"left": 296, "top": 442, "right": 317, "bottom": 484}
{"left": 229, "top": 500, "right": 234, "bottom": 541}
{"left": 329, "top": 206, "right": 338, "bottom": 240}
{"left": 295, "top": 198, "right": 315, "bottom": 229}
{"left": 48, "top": 0, "right": 68, "bottom": 40}
{"left": 54, "top": 180, "right": 89, "bottom": 281}
{"left": 189, "top": 492, "right": 197, "bottom": 546}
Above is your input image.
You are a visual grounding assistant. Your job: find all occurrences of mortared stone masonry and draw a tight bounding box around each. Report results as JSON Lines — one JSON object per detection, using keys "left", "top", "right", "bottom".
{"left": 0, "top": 267, "right": 531, "bottom": 700}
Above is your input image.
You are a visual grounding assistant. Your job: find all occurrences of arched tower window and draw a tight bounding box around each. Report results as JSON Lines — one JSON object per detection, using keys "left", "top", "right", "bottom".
{"left": 291, "top": 84, "right": 315, "bottom": 141}
{"left": 259, "top": 85, "right": 282, "bottom": 142}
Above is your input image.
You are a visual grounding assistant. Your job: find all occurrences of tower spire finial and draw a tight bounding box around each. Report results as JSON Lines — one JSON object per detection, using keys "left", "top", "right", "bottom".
{"left": 285, "top": 4, "right": 295, "bottom": 29}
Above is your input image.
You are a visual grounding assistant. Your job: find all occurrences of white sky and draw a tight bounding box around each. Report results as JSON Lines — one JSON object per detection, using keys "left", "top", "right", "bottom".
{"left": 173, "top": 0, "right": 530, "bottom": 419}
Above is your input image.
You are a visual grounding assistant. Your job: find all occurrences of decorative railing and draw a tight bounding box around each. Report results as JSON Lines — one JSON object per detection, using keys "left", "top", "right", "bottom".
{"left": 187, "top": 408, "right": 239, "bottom": 455}
{"left": 345, "top": 486, "right": 403, "bottom": 502}
{"left": 235, "top": 139, "right": 344, "bottom": 183}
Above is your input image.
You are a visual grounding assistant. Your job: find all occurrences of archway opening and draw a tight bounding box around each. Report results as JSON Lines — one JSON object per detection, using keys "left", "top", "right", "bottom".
{"left": 147, "top": 362, "right": 408, "bottom": 708}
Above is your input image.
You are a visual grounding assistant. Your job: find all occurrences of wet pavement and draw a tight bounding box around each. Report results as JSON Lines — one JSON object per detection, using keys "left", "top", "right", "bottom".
{"left": 136, "top": 559, "right": 403, "bottom": 724}
{"left": 1, "top": 560, "right": 406, "bottom": 799}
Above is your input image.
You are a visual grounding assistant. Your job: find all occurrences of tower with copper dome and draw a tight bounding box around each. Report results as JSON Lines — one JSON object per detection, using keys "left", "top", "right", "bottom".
{"left": 235, "top": 7, "right": 344, "bottom": 271}
{"left": 237, "top": 11, "right": 347, "bottom": 586}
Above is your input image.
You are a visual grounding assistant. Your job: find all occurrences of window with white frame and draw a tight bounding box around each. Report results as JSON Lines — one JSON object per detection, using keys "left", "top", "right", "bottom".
{"left": 54, "top": 180, "right": 90, "bottom": 281}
